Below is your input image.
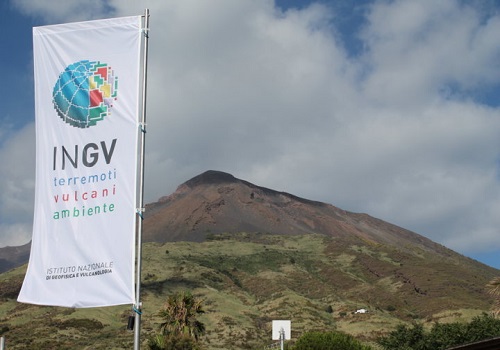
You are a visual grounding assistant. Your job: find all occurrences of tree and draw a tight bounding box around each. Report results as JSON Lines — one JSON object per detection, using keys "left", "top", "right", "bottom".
{"left": 486, "top": 277, "right": 500, "bottom": 318}
{"left": 465, "top": 312, "right": 500, "bottom": 342}
{"left": 148, "top": 334, "right": 201, "bottom": 350}
{"left": 158, "top": 291, "right": 206, "bottom": 340}
{"left": 148, "top": 291, "right": 206, "bottom": 350}
{"left": 377, "top": 313, "right": 500, "bottom": 350}
{"left": 425, "top": 322, "right": 466, "bottom": 349}
{"left": 292, "top": 331, "right": 373, "bottom": 350}
{"left": 377, "top": 323, "right": 426, "bottom": 350}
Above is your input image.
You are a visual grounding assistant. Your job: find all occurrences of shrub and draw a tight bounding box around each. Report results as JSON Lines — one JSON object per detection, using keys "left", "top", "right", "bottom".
{"left": 293, "top": 331, "right": 373, "bottom": 350}
{"left": 386, "top": 305, "right": 396, "bottom": 312}
{"left": 0, "top": 325, "right": 9, "bottom": 335}
{"left": 377, "top": 313, "right": 500, "bottom": 350}
{"left": 148, "top": 334, "right": 202, "bottom": 350}
{"left": 55, "top": 318, "right": 104, "bottom": 330}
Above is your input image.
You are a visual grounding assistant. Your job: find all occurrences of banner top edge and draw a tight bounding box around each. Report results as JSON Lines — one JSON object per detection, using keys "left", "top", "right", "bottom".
{"left": 33, "top": 15, "right": 141, "bottom": 35}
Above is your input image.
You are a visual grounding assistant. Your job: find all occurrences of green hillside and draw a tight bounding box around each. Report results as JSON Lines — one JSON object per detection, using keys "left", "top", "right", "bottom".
{"left": 0, "top": 233, "right": 496, "bottom": 349}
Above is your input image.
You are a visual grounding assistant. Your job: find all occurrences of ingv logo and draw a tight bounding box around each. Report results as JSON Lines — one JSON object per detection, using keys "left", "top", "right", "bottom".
{"left": 52, "top": 60, "right": 118, "bottom": 128}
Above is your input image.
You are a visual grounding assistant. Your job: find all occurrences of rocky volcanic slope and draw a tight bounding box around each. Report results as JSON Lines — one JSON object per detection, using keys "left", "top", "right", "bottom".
{"left": 144, "top": 170, "right": 463, "bottom": 256}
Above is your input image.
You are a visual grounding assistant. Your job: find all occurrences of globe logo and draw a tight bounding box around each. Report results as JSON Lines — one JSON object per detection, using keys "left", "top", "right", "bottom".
{"left": 52, "top": 60, "right": 118, "bottom": 128}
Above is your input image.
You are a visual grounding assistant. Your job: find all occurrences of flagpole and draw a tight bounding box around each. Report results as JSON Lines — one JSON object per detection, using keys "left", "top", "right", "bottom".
{"left": 134, "top": 8, "right": 150, "bottom": 350}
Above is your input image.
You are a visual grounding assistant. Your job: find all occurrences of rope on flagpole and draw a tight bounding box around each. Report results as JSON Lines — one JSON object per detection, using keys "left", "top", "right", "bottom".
{"left": 133, "top": 306, "right": 143, "bottom": 315}
{"left": 136, "top": 209, "right": 145, "bottom": 220}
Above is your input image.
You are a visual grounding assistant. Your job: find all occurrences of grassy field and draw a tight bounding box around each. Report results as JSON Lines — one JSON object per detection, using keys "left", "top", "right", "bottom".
{"left": 0, "top": 233, "right": 496, "bottom": 349}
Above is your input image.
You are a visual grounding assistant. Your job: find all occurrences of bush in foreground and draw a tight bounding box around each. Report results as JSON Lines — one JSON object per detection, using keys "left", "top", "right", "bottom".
{"left": 148, "top": 334, "right": 202, "bottom": 350}
{"left": 378, "top": 313, "right": 500, "bottom": 350}
{"left": 292, "top": 331, "right": 373, "bottom": 350}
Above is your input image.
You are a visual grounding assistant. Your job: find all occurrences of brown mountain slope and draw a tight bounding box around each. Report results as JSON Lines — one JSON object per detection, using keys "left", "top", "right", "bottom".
{"left": 144, "top": 170, "right": 460, "bottom": 257}
{"left": 0, "top": 242, "right": 30, "bottom": 274}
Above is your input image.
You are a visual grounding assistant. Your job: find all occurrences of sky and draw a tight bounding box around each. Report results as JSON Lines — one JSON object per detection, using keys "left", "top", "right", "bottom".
{"left": 1, "top": 0, "right": 500, "bottom": 269}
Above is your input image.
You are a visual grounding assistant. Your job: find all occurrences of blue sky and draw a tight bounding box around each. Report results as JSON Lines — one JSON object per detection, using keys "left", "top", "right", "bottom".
{"left": 0, "top": 2, "right": 34, "bottom": 132}
{"left": 1, "top": 0, "right": 500, "bottom": 270}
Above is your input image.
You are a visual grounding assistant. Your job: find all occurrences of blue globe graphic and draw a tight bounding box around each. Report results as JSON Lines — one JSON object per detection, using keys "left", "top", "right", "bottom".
{"left": 52, "top": 60, "right": 118, "bottom": 128}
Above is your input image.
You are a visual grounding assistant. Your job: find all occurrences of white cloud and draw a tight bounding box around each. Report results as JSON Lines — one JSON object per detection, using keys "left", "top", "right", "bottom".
{"left": 3, "top": 0, "right": 500, "bottom": 258}
{"left": 0, "top": 123, "right": 35, "bottom": 247}
{"left": 0, "top": 223, "right": 32, "bottom": 248}
{"left": 11, "top": 0, "right": 114, "bottom": 22}
{"left": 360, "top": 0, "right": 500, "bottom": 107}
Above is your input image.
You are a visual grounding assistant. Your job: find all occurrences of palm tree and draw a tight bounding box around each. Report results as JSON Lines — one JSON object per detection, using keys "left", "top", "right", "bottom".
{"left": 486, "top": 277, "right": 500, "bottom": 318}
{"left": 158, "top": 291, "right": 206, "bottom": 341}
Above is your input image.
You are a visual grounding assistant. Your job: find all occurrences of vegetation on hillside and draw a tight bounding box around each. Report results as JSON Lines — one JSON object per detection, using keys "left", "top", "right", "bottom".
{"left": 292, "top": 331, "right": 373, "bottom": 349}
{"left": 486, "top": 277, "right": 500, "bottom": 317}
{"left": 0, "top": 234, "right": 497, "bottom": 349}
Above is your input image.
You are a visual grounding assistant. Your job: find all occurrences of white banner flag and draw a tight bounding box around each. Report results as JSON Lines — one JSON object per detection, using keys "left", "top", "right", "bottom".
{"left": 18, "top": 16, "right": 142, "bottom": 307}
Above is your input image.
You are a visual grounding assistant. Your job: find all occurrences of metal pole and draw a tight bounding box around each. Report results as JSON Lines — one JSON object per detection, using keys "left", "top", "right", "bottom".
{"left": 0, "top": 336, "right": 5, "bottom": 350}
{"left": 133, "top": 8, "right": 150, "bottom": 350}
{"left": 280, "top": 328, "right": 284, "bottom": 350}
